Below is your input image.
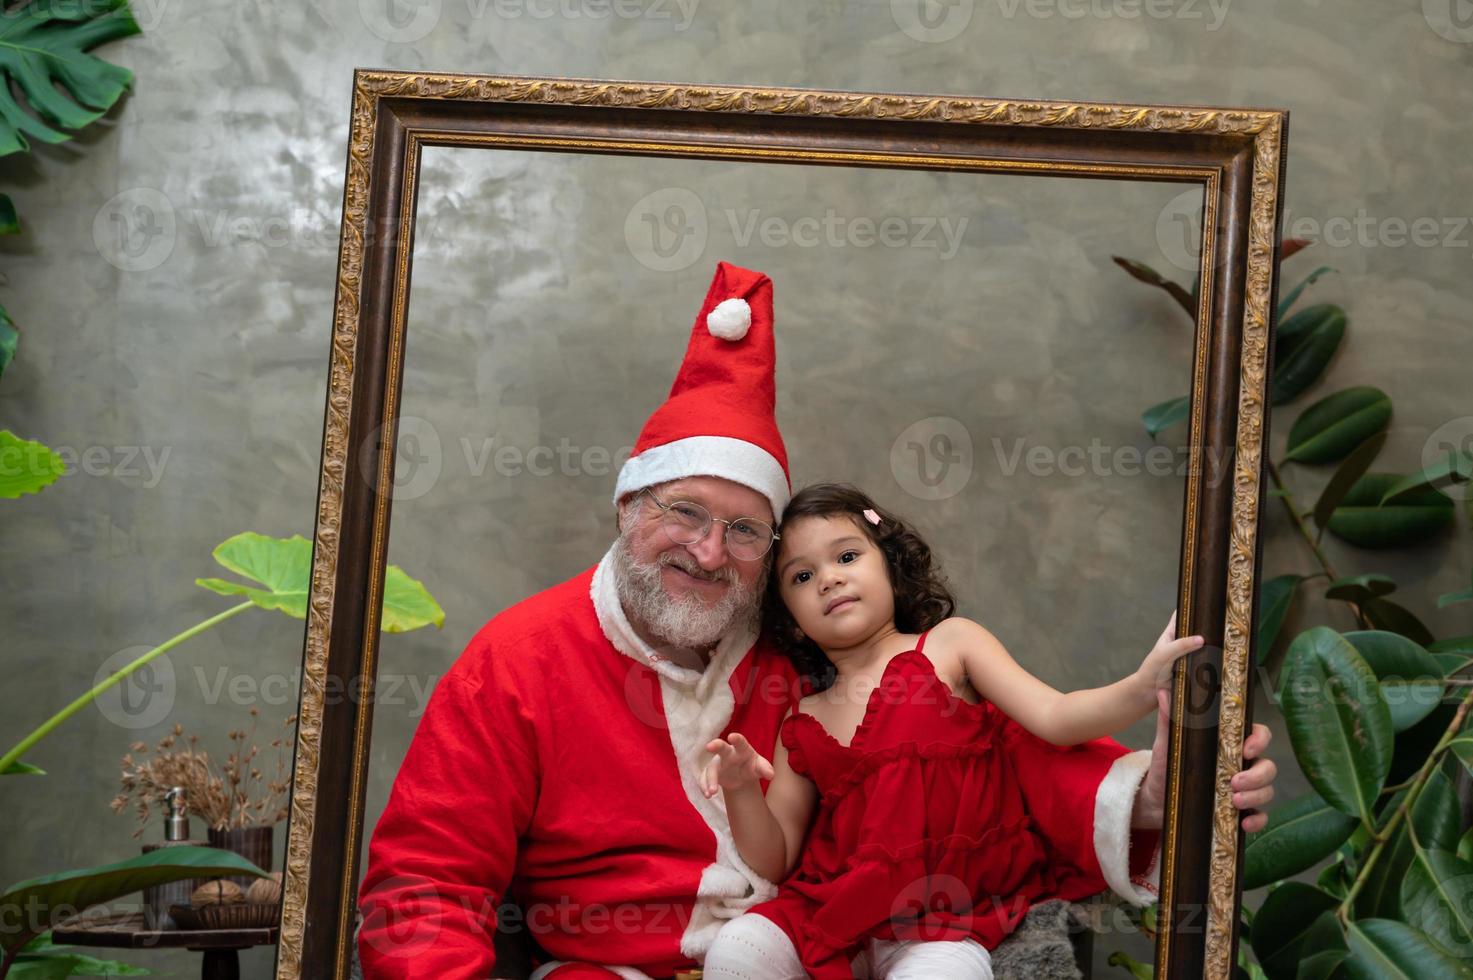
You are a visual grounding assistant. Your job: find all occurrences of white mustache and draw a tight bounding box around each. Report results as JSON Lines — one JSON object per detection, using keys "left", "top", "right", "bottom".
{"left": 659, "top": 553, "right": 733, "bottom": 585}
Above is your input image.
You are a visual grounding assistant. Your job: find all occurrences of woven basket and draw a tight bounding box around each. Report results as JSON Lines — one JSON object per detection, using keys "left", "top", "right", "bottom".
{"left": 169, "top": 902, "right": 278, "bottom": 930}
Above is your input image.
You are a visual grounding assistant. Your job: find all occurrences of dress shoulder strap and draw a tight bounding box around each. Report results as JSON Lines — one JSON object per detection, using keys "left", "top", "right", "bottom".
{"left": 914, "top": 629, "right": 932, "bottom": 654}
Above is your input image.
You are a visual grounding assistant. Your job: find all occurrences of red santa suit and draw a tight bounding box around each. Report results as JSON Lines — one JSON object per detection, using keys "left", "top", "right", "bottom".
{"left": 357, "top": 547, "right": 1162, "bottom": 980}
{"left": 355, "top": 260, "right": 1163, "bottom": 979}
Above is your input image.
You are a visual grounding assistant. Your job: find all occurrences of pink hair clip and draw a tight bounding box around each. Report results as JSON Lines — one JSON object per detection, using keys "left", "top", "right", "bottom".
{"left": 862, "top": 508, "right": 882, "bottom": 526}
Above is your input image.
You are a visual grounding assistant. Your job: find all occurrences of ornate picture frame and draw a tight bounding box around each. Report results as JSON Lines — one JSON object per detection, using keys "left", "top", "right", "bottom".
{"left": 277, "top": 71, "right": 1288, "bottom": 980}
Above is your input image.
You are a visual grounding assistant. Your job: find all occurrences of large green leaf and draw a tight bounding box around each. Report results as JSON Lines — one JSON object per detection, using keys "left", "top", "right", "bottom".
{"left": 1326, "top": 472, "right": 1456, "bottom": 549}
{"left": 0, "top": 192, "right": 18, "bottom": 234}
{"left": 380, "top": 565, "right": 446, "bottom": 633}
{"left": 1272, "top": 304, "right": 1346, "bottom": 405}
{"left": 1451, "top": 735, "right": 1473, "bottom": 778}
{"left": 1392, "top": 702, "right": 1459, "bottom": 785}
{"left": 1291, "top": 909, "right": 1349, "bottom": 979}
{"left": 1249, "top": 883, "right": 1340, "bottom": 979}
{"left": 1342, "top": 630, "right": 1444, "bottom": 733}
{"left": 0, "top": 430, "right": 67, "bottom": 498}
{"left": 196, "top": 532, "right": 313, "bottom": 616}
{"left": 1434, "top": 653, "right": 1473, "bottom": 677}
{"left": 1379, "top": 450, "right": 1473, "bottom": 506}
{"left": 1142, "top": 393, "right": 1190, "bottom": 438}
{"left": 1280, "top": 627, "right": 1392, "bottom": 822}
{"left": 1317, "top": 858, "right": 1351, "bottom": 900}
{"left": 1409, "top": 767, "right": 1462, "bottom": 853}
{"left": 196, "top": 532, "right": 444, "bottom": 631}
{"left": 1323, "top": 574, "right": 1398, "bottom": 603}
{"left": 0, "top": 0, "right": 140, "bottom": 158}
{"left": 0, "top": 301, "right": 16, "bottom": 382}
{"left": 1341, "top": 919, "right": 1473, "bottom": 979}
{"left": 1439, "top": 568, "right": 1473, "bottom": 610}
{"left": 1296, "top": 950, "right": 1348, "bottom": 980}
{"left": 1244, "top": 792, "right": 1358, "bottom": 889}
{"left": 1105, "top": 950, "right": 1154, "bottom": 980}
{"left": 0, "top": 846, "right": 267, "bottom": 955}
{"left": 1402, "top": 848, "right": 1473, "bottom": 960}
{"left": 1312, "top": 433, "right": 1388, "bottom": 537}
{"left": 1285, "top": 387, "right": 1392, "bottom": 464}
{"left": 1361, "top": 597, "right": 1434, "bottom": 646}
{"left": 1431, "top": 635, "right": 1473, "bottom": 656}
{"left": 1277, "top": 264, "right": 1336, "bottom": 320}
{"left": 1355, "top": 769, "right": 1462, "bottom": 920}
{"left": 1258, "top": 573, "right": 1303, "bottom": 686}
{"left": 7, "top": 934, "right": 150, "bottom": 977}
{"left": 2, "top": 759, "right": 45, "bottom": 775}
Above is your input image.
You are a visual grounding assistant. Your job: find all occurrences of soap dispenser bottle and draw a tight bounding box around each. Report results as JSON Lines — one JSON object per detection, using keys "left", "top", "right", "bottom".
{"left": 142, "top": 786, "right": 206, "bottom": 929}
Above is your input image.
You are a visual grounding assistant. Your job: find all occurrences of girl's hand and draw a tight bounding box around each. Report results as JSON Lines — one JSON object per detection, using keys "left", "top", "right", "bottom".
{"left": 700, "top": 733, "right": 775, "bottom": 799}
{"left": 1134, "top": 610, "right": 1205, "bottom": 707}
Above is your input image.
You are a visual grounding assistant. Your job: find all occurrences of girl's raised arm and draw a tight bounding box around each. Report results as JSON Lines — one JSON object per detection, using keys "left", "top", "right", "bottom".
{"left": 702, "top": 710, "right": 819, "bottom": 883}
{"left": 941, "top": 613, "right": 1203, "bottom": 746}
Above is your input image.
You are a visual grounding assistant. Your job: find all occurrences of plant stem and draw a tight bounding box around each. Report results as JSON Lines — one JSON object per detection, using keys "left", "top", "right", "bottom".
{"left": 0, "top": 601, "right": 256, "bottom": 775}
{"left": 1337, "top": 686, "right": 1473, "bottom": 918}
{"left": 1266, "top": 460, "right": 1371, "bottom": 630}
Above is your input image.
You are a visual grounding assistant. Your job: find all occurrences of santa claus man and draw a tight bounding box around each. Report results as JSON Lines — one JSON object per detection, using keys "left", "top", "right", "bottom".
{"left": 356, "top": 260, "right": 1276, "bottom": 979}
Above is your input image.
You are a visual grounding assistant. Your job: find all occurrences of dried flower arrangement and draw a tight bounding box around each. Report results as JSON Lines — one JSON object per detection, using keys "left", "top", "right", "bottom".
{"left": 111, "top": 707, "right": 295, "bottom": 835}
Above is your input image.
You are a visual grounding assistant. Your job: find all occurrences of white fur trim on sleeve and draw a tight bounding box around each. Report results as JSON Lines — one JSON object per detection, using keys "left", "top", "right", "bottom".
{"left": 1093, "top": 749, "right": 1162, "bottom": 906}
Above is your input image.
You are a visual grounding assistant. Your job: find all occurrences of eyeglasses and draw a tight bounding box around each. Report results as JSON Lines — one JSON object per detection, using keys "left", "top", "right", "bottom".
{"left": 639, "top": 488, "right": 780, "bottom": 562}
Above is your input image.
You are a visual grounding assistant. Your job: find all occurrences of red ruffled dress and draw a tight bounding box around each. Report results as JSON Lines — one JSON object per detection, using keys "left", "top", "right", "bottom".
{"left": 747, "top": 630, "right": 1116, "bottom": 979}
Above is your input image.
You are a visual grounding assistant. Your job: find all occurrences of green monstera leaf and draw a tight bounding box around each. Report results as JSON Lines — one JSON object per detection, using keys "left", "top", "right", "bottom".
{"left": 0, "top": 0, "right": 141, "bottom": 158}
{"left": 196, "top": 532, "right": 445, "bottom": 632}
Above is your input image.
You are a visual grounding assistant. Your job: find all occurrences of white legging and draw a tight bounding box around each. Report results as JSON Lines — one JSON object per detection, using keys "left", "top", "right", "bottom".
{"left": 702, "top": 911, "right": 994, "bottom": 979}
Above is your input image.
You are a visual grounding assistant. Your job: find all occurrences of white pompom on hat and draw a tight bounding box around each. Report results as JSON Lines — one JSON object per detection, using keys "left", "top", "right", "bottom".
{"left": 705, "top": 297, "right": 751, "bottom": 341}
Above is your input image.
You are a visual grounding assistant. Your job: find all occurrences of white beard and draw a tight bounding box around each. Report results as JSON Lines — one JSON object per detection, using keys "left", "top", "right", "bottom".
{"left": 609, "top": 530, "right": 767, "bottom": 655}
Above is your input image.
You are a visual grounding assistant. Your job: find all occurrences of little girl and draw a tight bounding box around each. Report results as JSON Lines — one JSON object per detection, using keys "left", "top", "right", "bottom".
{"left": 698, "top": 483, "right": 1203, "bottom": 980}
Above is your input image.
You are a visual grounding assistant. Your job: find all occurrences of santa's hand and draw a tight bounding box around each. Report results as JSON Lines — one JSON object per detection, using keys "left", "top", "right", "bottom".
{"left": 700, "top": 733, "right": 775, "bottom": 799}
{"left": 1135, "top": 688, "right": 1276, "bottom": 832}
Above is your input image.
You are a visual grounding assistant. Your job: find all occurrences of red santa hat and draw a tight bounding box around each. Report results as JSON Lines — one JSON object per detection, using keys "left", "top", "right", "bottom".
{"left": 614, "top": 260, "right": 791, "bottom": 521}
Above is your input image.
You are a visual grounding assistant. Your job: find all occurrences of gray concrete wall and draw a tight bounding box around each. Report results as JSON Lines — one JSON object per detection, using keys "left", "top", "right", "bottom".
{"left": 3, "top": 2, "right": 1471, "bottom": 977}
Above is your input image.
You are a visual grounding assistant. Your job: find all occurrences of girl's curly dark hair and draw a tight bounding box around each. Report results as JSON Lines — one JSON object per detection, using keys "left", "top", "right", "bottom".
{"left": 763, "top": 482, "right": 956, "bottom": 693}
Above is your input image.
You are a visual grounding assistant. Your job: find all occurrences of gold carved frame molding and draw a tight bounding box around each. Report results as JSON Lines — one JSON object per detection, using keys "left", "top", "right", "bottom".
{"left": 278, "top": 71, "right": 1287, "bottom": 980}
